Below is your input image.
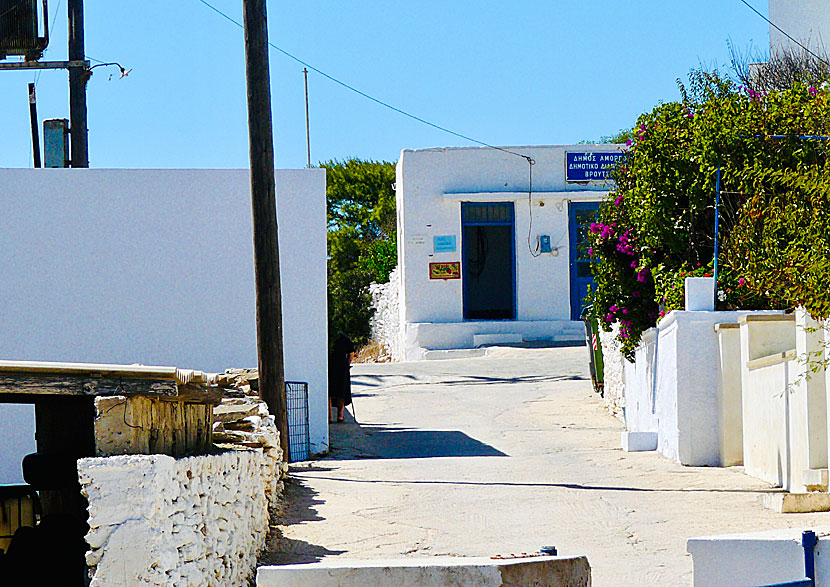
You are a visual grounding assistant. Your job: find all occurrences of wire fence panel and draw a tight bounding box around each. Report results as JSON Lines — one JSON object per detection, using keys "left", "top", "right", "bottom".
{"left": 286, "top": 381, "right": 310, "bottom": 463}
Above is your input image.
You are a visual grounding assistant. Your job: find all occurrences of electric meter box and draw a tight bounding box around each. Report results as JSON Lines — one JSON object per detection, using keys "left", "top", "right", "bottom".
{"left": 539, "top": 235, "right": 552, "bottom": 253}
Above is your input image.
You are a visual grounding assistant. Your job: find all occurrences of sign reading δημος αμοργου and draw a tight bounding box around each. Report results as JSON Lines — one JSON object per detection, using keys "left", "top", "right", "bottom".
{"left": 565, "top": 152, "right": 626, "bottom": 182}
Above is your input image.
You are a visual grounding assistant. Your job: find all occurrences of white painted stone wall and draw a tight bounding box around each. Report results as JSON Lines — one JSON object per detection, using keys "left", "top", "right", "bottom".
{"left": 79, "top": 449, "right": 282, "bottom": 586}
{"left": 623, "top": 311, "right": 779, "bottom": 466}
{"left": 0, "top": 168, "right": 329, "bottom": 459}
{"left": 769, "top": 0, "right": 830, "bottom": 53}
{"left": 396, "top": 145, "right": 621, "bottom": 360}
{"left": 598, "top": 325, "right": 625, "bottom": 421}
{"left": 369, "top": 267, "right": 403, "bottom": 361}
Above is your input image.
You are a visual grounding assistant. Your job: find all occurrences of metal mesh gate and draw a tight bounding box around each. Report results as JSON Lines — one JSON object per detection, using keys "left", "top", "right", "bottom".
{"left": 286, "top": 381, "right": 310, "bottom": 462}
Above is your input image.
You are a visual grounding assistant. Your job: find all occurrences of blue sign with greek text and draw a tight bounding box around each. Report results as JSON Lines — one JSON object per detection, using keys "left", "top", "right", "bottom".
{"left": 566, "top": 152, "right": 626, "bottom": 182}
{"left": 433, "top": 235, "right": 457, "bottom": 253}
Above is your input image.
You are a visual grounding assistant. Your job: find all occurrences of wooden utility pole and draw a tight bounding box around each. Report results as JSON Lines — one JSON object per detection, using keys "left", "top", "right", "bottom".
{"left": 242, "top": 0, "right": 289, "bottom": 457}
{"left": 67, "top": 0, "right": 89, "bottom": 167}
{"left": 28, "top": 83, "right": 41, "bottom": 168}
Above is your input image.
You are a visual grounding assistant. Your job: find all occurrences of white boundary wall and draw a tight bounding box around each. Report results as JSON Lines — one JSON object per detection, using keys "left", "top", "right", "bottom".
{"left": 396, "top": 145, "right": 621, "bottom": 360}
{"left": 623, "top": 311, "right": 771, "bottom": 466}
{"left": 0, "top": 169, "right": 329, "bottom": 457}
{"left": 80, "top": 450, "right": 281, "bottom": 586}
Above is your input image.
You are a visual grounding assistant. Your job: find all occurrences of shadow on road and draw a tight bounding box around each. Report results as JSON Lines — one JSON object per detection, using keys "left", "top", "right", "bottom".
{"left": 258, "top": 476, "right": 346, "bottom": 566}
{"left": 327, "top": 413, "right": 507, "bottom": 461}
{"left": 287, "top": 475, "right": 785, "bottom": 495}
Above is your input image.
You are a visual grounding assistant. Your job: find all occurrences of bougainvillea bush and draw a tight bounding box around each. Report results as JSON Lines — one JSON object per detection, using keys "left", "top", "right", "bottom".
{"left": 588, "top": 70, "right": 830, "bottom": 360}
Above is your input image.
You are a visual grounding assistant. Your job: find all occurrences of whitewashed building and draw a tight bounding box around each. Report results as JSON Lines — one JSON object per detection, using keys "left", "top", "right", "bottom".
{"left": 0, "top": 168, "right": 329, "bottom": 482}
{"left": 395, "top": 144, "right": 623, "bottom": 361}
{"left": 769, "top": 0, "right": 830, "bottom": 53}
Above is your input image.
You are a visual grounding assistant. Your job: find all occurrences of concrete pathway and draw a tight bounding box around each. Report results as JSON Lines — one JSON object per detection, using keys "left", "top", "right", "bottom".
{"left": 261, "top": 347, "right": 830, "bottom": 586}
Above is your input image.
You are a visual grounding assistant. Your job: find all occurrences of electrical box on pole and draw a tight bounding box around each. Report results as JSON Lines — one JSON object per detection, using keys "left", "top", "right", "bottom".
{"left": 0, "top": 0, "right": 49, "bottom": 61}
{"left": 43, "top": 118, "right": 69, "bottom": 168}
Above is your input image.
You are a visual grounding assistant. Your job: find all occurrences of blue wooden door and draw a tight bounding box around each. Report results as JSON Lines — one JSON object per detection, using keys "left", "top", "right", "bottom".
{"left": 568, "top": 202, "right": 601, "bottom": 320}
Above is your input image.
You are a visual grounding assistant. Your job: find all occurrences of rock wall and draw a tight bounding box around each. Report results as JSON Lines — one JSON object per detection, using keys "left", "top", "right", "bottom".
{"left": 599, "top": 325, "right": 625, "bottom": 421}
{"left": 369, "top": 266, "right": 402, "bottom": 362}
{"left": 80, "top": 449, "right": 280, "bottom": 586}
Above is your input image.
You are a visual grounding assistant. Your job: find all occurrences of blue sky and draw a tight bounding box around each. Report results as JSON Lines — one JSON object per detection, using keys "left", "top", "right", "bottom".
{"left": 0, "top": 1, "right": 771, "bottom": 169}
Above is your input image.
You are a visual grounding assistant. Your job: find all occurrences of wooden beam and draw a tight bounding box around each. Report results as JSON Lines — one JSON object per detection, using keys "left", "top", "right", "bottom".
{"left": 0, "top": 374, "right": 178, "bottom": 397}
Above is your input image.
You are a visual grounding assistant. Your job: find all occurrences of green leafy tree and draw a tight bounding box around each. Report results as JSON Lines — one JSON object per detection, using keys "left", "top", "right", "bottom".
{"left": 588, "top": 70, "right": 830, "bottom": 359}
{"left": 323, "top": 158, "right": 396, "bottom": 347}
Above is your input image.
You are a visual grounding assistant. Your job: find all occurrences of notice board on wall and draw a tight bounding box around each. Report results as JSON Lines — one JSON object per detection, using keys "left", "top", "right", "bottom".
{"left": 429, "top": 262, "right": 460, "bottom": 280}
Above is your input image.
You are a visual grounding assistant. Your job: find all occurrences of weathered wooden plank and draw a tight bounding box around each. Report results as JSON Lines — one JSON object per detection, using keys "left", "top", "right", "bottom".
{"left": 206, "top": 404, "right": 214, "bottom": 448}
{"left": 158, "top": 383, "right": 223, "bottom": 405}
{"left": 172, "top": 401, "right": 186, "bottom": 457}
{"left": 0, "top": 374, "right": 177, "bottom": 397}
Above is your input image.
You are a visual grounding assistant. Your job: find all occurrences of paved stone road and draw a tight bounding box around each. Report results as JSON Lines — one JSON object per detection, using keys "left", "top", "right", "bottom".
{"left": 262, "top": 347, "right": 830, "bottom": 586}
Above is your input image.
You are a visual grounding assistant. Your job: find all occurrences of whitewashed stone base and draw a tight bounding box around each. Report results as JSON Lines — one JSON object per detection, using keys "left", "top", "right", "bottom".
{"left": 370, "top": 267, "right": 402, "bottom": 362}
{"left": 79, "top": 449, "right": 282, "bottom": 586}
{"left": 598, "top": 325, "right": 625, "bottom": 421}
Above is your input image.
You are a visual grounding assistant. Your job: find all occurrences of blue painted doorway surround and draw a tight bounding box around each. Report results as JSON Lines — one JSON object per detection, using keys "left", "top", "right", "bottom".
{"left": 568, "top": 201, "right": 601, "bottom": 321}
{"left": 461, "top": 202, "right": 516, "bottom": 320}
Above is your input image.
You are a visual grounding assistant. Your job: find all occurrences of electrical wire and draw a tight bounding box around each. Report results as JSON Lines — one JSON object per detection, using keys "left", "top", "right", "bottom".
{"left": 194, "top": 0, "right": 534, "bottom": 164}
{"left": 34, "top": 0, "right": 62, "bottom": 86}
{"left": 736, "top": 0, "right": 830, "bottom": 66}
{"left": 525, "top": 158, "right": 542, "bottom": 257}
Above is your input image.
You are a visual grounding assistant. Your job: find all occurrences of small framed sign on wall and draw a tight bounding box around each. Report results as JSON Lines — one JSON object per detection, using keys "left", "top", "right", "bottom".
{"left": 429, "top": 262, "right": 461, "bottom": 280}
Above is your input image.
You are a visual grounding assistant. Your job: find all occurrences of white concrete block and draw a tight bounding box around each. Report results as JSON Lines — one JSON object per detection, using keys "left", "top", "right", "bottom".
{"left": 256, "top": 556, "right": 591, "bottom": 587}
{"left": 802, "top": 468, "right": 828, "bottom": 491}
{"left": 688, "top": 526, "right": 830, "bottom": 587}
{"left": 761, "top": 492, "right": 830, "bottom": 513}
{"left": 621, "top": 431, "right": 658, "bottom": 452}
{"left": 685, "top": 277, "right": 715, "bottom": 311}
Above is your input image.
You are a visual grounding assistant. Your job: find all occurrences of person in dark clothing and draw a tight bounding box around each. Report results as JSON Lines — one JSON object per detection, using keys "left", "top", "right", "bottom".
{"left": 328, "top": 333, "right": 355, "bottom": 423}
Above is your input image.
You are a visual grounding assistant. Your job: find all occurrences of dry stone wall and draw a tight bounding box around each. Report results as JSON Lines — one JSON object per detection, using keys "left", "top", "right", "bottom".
{"left": 369, "top": 266, "right": 402, "bottom": 361}
{"left": 80, "top": 448, "right": 280, "bottom": 586}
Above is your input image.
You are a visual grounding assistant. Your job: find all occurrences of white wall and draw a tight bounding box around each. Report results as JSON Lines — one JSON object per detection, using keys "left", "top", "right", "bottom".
{"left": 623, "top": 311, "right": 773, "bottom": 466}
{"left": 769, "top": 0, "right": 830, "bottom": 53}
{"left": 0, "top": 168, "right": 329, "bottom": 456}
{"left": 396, "top": 145, "right": 621, "bottom": 359}
{"left": 739, "top": 311, "right": 827, "bottom": 493}
{"left": 0, "top": 405, "right": 35, "bottom": 483}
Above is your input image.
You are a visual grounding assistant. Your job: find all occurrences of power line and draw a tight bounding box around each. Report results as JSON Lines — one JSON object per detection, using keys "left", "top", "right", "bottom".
{"left": 194, "top": 0, "right": 532, "bottom": 163}
{"left": 736, "top": 0, "right": 830, "bottom": 66}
